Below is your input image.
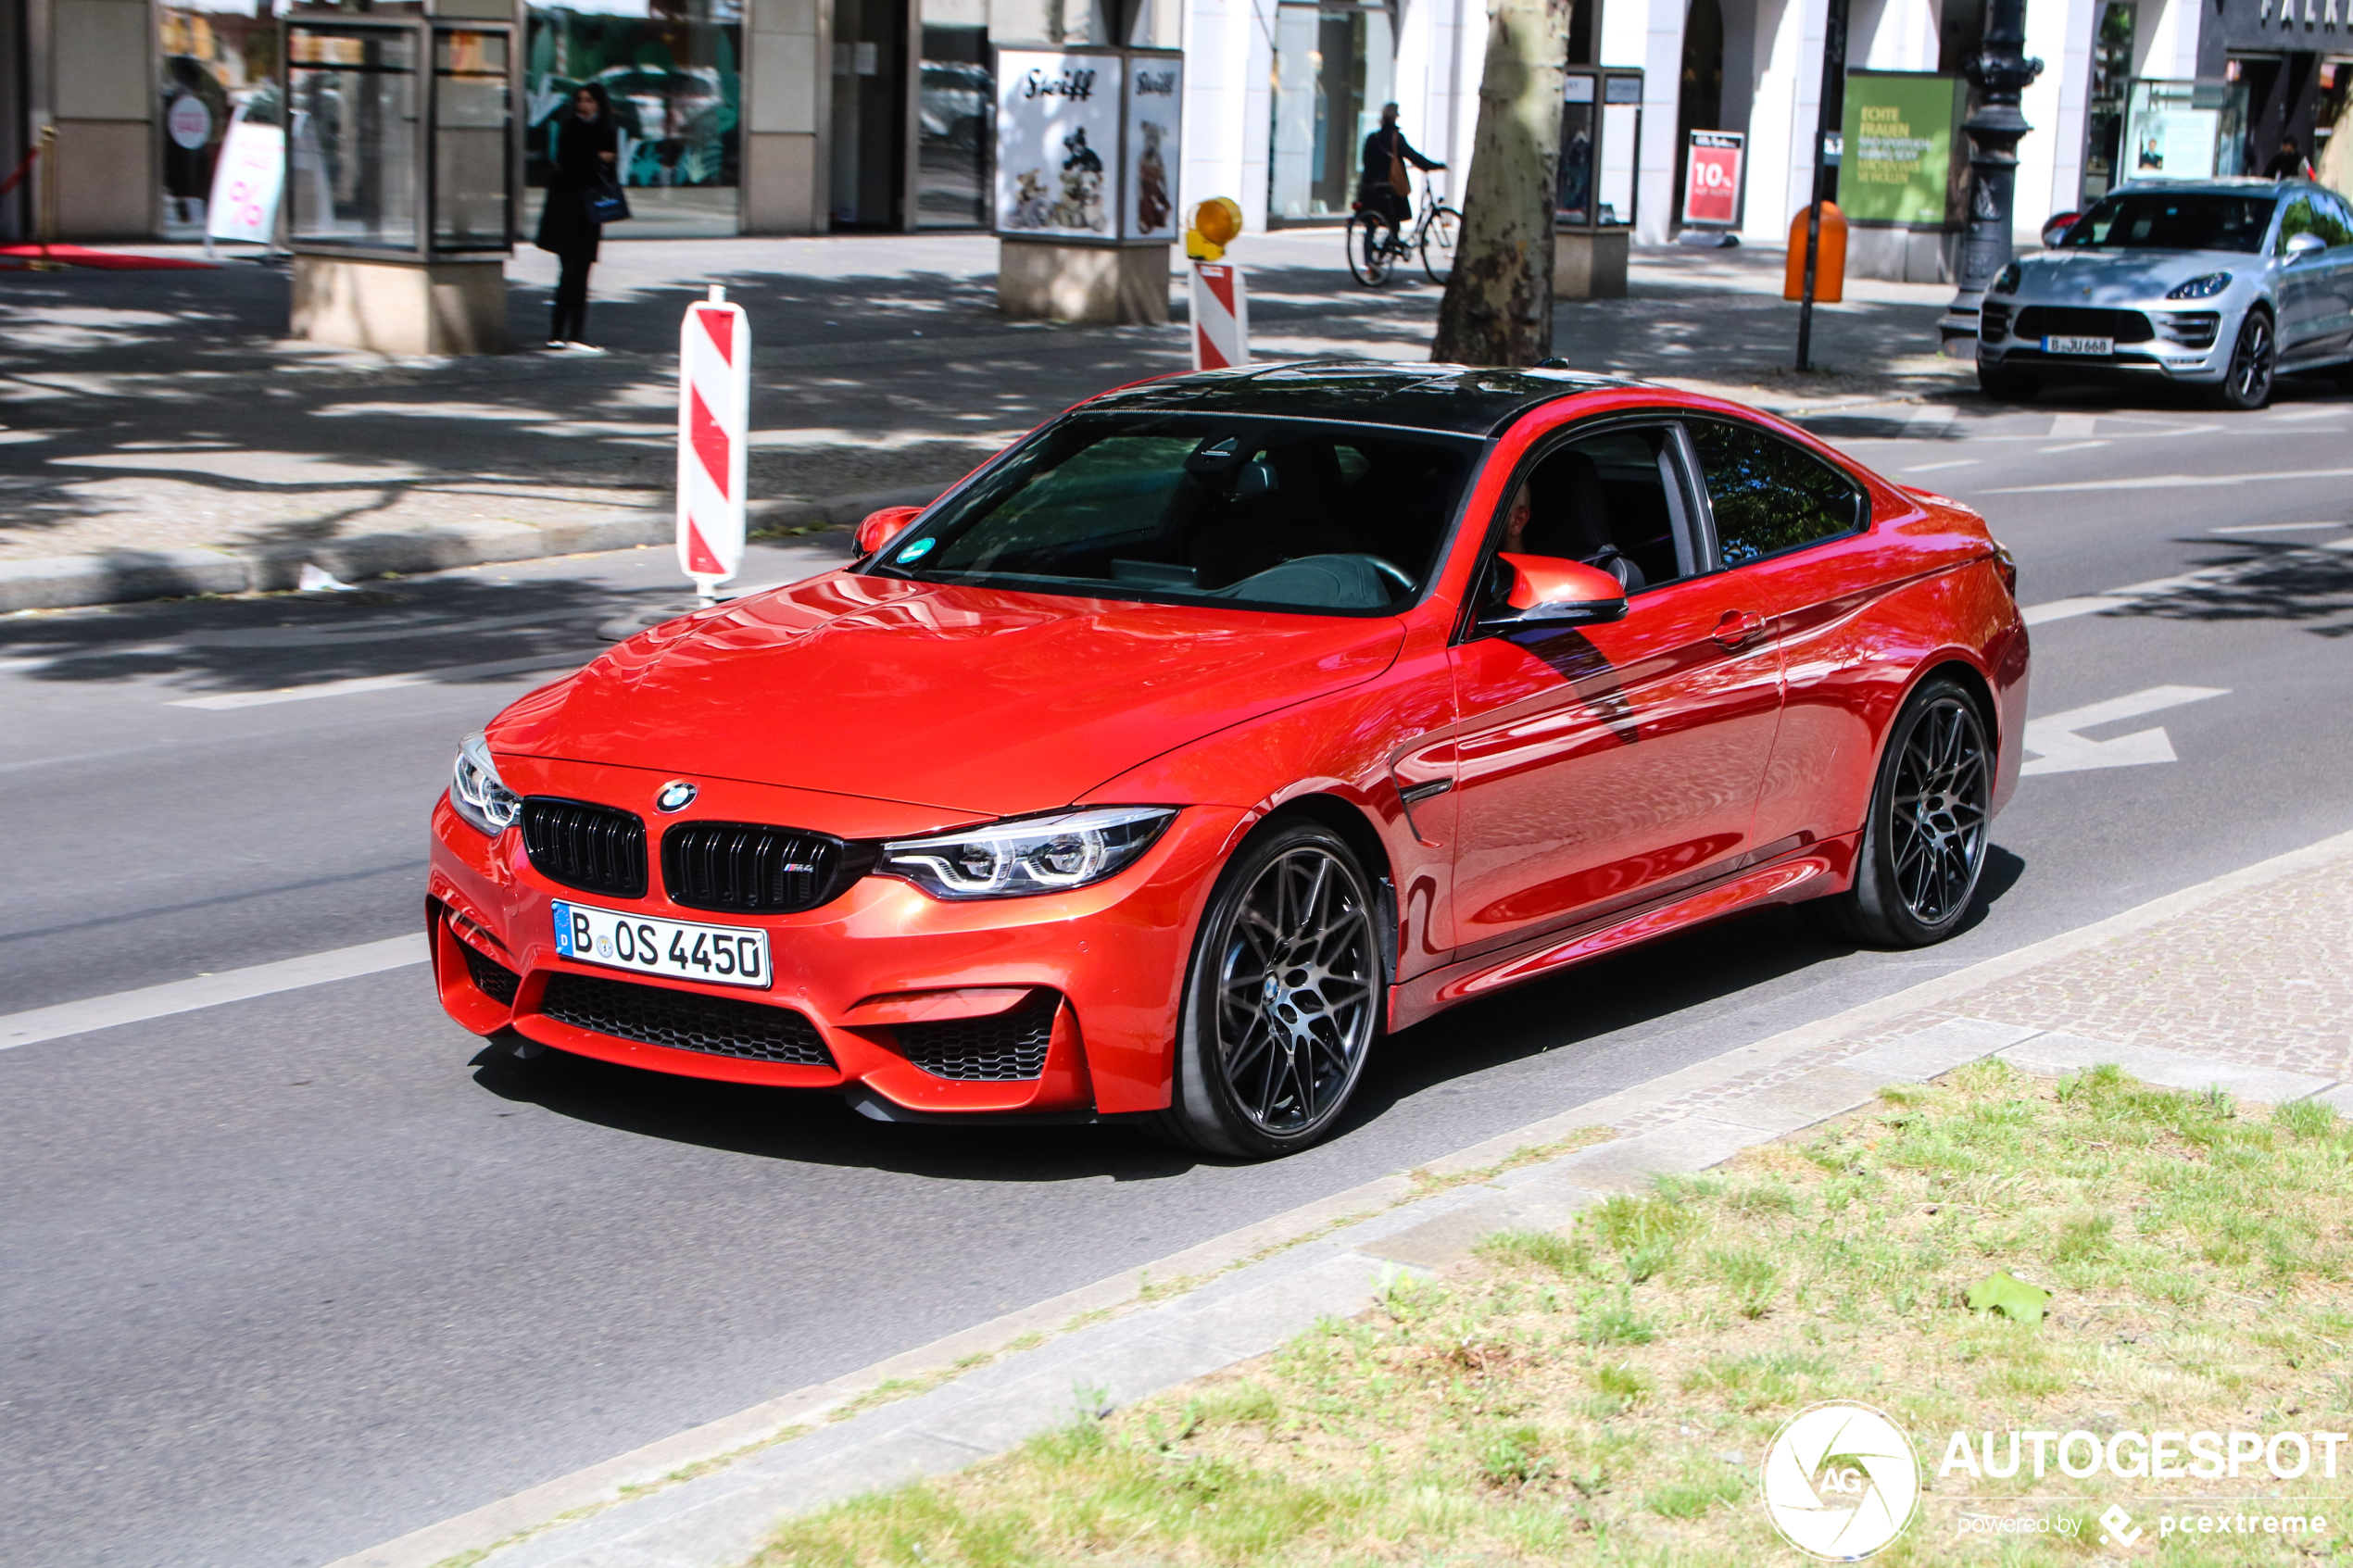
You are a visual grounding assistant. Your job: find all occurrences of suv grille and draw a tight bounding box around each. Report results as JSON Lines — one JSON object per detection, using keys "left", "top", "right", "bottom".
{"left": 522, "top": 798, "right": 648, "bottom": 898}
{"left": 662, "top": 822, "right": 852, "bottom": 913}
{"left": 894, "top": 997, "right": 1057, "bottom": 1081}
{"left": 539, "top": 972, "right": 834, "bottom": 1066}
{"left": 2013, "top": 306, "right": 2155, "bottom": 344}
{"left": 461, "top": 944, "right": 521, "bottom": 1006}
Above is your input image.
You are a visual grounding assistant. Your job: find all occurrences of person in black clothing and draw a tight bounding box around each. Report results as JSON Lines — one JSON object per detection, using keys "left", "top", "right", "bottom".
{"left": 535, "top": 83, "right": 620, "bottom": 353}
{"left": 1357, "top": 103, "right": 1443, "bottom": 232}
{"left": 2266, "top": 137, "right": 2307, "bottom": 180}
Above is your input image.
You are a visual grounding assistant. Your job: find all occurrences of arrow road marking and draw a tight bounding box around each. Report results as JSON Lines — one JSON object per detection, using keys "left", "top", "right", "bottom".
{"left": 2020, "top": 685, "right": 2228, "bottom": 776}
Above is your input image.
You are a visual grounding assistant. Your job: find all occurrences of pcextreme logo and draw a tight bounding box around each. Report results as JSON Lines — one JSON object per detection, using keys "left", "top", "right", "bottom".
{"left": 1763, "top": 1401, "right": 1922, "bottom": 1560}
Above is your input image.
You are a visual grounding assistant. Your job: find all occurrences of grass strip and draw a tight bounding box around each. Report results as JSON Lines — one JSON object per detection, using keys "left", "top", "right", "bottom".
{"left": 749, "top": 1060, "right": 2353, "bottom": 1566}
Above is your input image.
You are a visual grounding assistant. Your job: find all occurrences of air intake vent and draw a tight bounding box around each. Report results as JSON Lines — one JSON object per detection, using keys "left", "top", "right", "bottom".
{"left": 662, "top": 822, "right": 853, "bottom": 914}
{"left": 461, "top": 944, "right": 520, "bottom": 1006}
{"left": 2014, "top": 306, "right": 2154, "bottom": 344}
{"left": 538, "top": 972, "right": 834, "bottom": 1067}
{"left": 522, "top": 798, "right": 648, "bottom": 898}
{"left": 893, "top": 997, "right": 1057, "bottom": 1081}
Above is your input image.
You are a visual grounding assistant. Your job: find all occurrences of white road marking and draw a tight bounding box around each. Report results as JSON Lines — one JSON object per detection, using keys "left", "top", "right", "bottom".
{"left": 2210, "top": 520, "right": 2344, "bottom": 533}
{"left": 2039, "top": 440, "right": 2109, "bottom": 453}
{"left": 168, "top": 650, "right": 589, "bottom": 709}
{"left": 1987, "top": 466, "right": 2353, "bottom": 493}
{"left": 2020, "top": 685, "right": 2228, "bottom": 775}
{"left": 2049, "top": 413, "right": 2099, "bottom": 438}
{"left": 0, "top": 935, "right": 428, "bottom": 1052}
{"left": 1899, "top": 458, "right": 1978, "bottom": 473}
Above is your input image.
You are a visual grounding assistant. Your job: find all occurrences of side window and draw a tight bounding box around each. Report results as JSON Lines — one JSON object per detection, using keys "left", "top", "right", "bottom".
{"left": 2318, "top": 193, "right": 2353, "bottom": 248}
{"left": 1503, "top": 424, "right": 1695, "bottom": 593}
{"left": 1686, "top": 420, "right": 1867, "bottom": 567}
{"left": 2280, "top": 194, "right": 2322, "bottom": 249}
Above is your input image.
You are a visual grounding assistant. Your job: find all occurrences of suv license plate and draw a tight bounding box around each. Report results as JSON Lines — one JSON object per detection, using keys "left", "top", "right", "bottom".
{"left": 551, "top": 900, "right": 772, "bottom": 989}
{"left": 2043, "top": 334, "right": 2114, "bottom": 356}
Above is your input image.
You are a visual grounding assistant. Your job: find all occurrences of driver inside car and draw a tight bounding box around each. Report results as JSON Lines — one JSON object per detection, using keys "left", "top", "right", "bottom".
{"left": 1501, "top": 448, "right": 1648, "bottom": 593}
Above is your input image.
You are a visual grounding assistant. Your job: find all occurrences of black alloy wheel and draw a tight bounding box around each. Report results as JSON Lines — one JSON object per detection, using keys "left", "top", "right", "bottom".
{"left": 2213, "top": 310, "right": 2275, "bottom": 409}
{"left": 1347, "top": 211, "right": 1394, "bottom": 287}
{"left": 1813, "top": 676, "right": 1993, "bottom": 948}
{"left": 1156, "top": 822, "right": 1382, "bottom": 1159}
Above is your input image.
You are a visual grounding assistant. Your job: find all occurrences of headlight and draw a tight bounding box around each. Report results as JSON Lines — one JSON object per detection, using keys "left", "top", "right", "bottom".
{"left": 1992, "top": 261, "right": 2022, "bottom": 295}
{"left": 2167, "top": 271, "right": 2232, "bottom": 299}
{"left": 879, "top": 807, "right": 1176, "bottom": 899}
{"left": 450, "top": 731, "right": 522, "bottom": 836}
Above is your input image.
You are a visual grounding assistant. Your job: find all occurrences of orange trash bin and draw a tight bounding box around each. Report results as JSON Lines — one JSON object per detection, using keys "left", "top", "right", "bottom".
{"left": 1783, "top": 201, "right": 1846, "bottom": 303}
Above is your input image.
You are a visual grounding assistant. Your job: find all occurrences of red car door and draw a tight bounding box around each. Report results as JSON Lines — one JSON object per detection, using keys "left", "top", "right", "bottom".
{"left": 1444, "top": 418, "right": 1785, "bottom": 960}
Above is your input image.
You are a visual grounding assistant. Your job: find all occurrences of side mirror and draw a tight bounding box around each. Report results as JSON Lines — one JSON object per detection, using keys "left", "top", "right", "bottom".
{"left": 855, "top": 505, "right": 924, "bottom": 558}
{"left": 2040, "top": 211, "right": 2081, "bottom": 247}
{"left": 1476, "top": 552, "right": 1629, "bottom": 632}
{"left": 2284, "top": 231, "right": 2328, "bottom": 262}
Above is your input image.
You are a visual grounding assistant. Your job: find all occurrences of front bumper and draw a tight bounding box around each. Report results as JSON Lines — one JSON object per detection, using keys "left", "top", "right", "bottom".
{"left": 427, "top": 759, "right": 1248, "bottom": 1118}
{"left": 1977, "top": 295, "right": 2233, "bottom": 383}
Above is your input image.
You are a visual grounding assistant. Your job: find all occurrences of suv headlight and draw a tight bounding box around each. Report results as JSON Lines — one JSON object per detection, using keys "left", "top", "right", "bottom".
{"left": 2167, "top": 271, "right": 2232, "bottom": 299}
{"left": 1992, "top": 261, "right": 2022, "bottom": 295}
{"left": 879, "top": 807, "right": 1176, "bottom": 898}
{"left": 450, "top": 731, "right": 522, "bottom": 836}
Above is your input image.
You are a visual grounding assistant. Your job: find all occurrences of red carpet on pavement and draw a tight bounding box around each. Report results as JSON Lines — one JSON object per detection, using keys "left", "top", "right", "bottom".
{"left": 0, "top": 244, "right": 217, "bottom": 270}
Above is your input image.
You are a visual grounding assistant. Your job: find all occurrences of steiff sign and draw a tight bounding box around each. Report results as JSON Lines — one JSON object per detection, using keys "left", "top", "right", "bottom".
{"left": 1839, "top": 72, "right": 1966, "bottom": 227}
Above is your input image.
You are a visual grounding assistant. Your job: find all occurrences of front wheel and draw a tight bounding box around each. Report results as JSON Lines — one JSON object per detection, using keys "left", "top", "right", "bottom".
{"left": 2210, "top": 310, "right": 2275, "bottom": 409}
{"left": 1420, "top": 206, "right": 1463, "bottom": 284}
{"left": 1346, "top": 211, "right": 1394, "bottom": 287}
{"left": 1813, "top": 676, "right": 1993, "bottom": 948}
{"left": 1155, "top": 822, "right": 1383, "bottom": 1160}
{"left": 1976, "top": 359, "right": 2036, "bottom": 402}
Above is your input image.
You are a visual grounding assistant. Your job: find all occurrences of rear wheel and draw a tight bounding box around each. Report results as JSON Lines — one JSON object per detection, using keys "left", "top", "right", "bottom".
{"left": 1154, "top": 822, "right": 1382, "bottom": 1160}
{"left": 1813, "top": 676, "right": 1993, "bottom": 948}
{"left": 1420, "top": 206, "right": 1463, "bottom": 284}
{"left": 1346, "top": 211, "right": 1393, "bottom": 287}
{"left": 2210, "top": 310, "right": 2275, "bottom": 409}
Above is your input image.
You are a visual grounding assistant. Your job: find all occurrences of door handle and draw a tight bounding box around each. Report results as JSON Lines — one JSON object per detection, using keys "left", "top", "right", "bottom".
{"left": 1712, "top": 608, "right": 1767, "bottom": 650}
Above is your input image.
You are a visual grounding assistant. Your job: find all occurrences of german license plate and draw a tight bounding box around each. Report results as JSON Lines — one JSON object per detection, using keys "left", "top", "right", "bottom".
{"left": 2042, "top": 334, "right": 2113, "bottom": 356}
{"left": 551, "top": 900, "right": 771, "bottom": 989}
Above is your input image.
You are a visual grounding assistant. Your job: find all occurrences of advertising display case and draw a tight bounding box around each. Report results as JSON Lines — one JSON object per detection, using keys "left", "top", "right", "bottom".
{"left": 1555, "top": 66, "right": 1640, "bottom": 298}
{"left": 1838, "top": 70, "right": 1967, "bottom": 282}
{"left": 2122, "top": 79, "right": 2252, "bottom": 181}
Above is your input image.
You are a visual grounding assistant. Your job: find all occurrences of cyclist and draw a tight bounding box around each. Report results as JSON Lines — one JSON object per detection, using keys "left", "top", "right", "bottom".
{"left": 1357, "top": 104, "right": 1443, "bottom": 237}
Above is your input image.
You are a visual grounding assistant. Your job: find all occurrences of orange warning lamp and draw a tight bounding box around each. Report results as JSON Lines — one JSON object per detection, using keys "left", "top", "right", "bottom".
{"left": 1187, "top": 197, "right": 1242, "bottom": 261}
{"left": 1783, "top": 202, "right": 1846, "bottom": 303}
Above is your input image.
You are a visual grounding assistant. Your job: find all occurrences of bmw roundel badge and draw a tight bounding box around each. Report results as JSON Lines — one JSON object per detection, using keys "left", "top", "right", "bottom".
{"left": 656, "top": 780, "right": 698, "bottom": 813}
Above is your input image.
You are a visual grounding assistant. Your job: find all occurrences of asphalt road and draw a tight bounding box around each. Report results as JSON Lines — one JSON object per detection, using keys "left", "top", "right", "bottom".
{"left": 4, "top": 386, "right": 2351, "bottom": 1568}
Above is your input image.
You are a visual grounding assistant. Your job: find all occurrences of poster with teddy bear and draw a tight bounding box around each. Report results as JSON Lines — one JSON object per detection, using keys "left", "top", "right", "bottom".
{"left": 995, "top": 51, "right": 1125, "bottom": 239}
{"left": 1121, "top": 52, "right": 1183, "bottom": 242}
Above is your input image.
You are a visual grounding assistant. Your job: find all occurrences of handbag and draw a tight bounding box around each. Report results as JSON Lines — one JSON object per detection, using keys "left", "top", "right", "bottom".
{"left": 1388, "top": 133, "right": 1411, "bottom": 197}
{"left": 583, "top": 176, "right": 631, "bottom": 225}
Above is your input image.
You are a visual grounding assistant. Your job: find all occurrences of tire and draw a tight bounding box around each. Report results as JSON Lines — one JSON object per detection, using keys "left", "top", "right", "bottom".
{"left": 1420, "top": 206, "right": 1463, "bottom": 284}
{"left": 2209, "top": 309, "right": 2276, "bottom": 410}
{"left": 1813, "top": 676, "right": 1994, "bottom": 949}
{"left": 1976, "top": 359, "right": 2036, "bottom": 402}
{"left": 1154, "top": 821, "right": 1383, "bottom": 1160}
{"left": 1346, "top": 211, "right": 1393, "bottom": 287}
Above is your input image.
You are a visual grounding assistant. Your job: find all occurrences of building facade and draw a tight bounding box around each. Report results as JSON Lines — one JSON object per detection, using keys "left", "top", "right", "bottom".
{"left": 8, "top": 0, "right": 2345, "bottom": 250}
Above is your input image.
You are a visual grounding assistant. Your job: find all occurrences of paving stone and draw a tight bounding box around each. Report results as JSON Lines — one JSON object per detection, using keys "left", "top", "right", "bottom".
{"left": 1355, "top": 1182, "right": 1602, "bottom": 1269}
{"left": 1842, "top": 1017, "right": 2044, "bottom": 1080}
{"left": 1551, "top": 1119, "right": 1780, "bottom": 1192}
{"left": 1708, "top": 1065, "right": 1894, "bottom": 1133}
{"left": 1999, "top": 1033, "right": 2335, "bottom": 1105}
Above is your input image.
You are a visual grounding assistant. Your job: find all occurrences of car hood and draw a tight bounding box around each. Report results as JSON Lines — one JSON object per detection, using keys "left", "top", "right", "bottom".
{"left": 490, "top": 572, "right": 1406, "bottom": 818}
{"left": 2013, "top": 247, "right": 2253, "bottom": 301}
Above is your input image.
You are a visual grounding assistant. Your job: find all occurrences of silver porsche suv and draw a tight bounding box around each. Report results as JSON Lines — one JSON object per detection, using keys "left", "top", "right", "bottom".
{"left": 1977, "top": 178, "right": 2353, "bottom": 408}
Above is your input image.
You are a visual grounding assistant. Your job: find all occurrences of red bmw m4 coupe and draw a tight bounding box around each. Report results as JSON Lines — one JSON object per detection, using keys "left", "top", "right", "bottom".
{"left": 428, "top": 364, "right": 2027, "bottom": 1159}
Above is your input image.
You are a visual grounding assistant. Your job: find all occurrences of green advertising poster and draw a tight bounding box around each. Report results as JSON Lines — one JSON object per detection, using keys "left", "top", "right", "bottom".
{"left": 1841, "top": 72, "right": 1964, "bottom": 225}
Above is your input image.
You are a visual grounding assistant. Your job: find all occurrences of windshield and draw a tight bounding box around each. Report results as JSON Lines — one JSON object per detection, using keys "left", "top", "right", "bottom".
{"left": 865, "top": 414, "right": 1480, "bottom": 614}
{"left": 2061, "top": 191, "right": 2276, "bottom": 252}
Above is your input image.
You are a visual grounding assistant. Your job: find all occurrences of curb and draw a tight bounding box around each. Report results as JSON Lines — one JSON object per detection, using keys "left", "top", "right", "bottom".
{"left": 0, "top": 483, "right": 940, "bottom": 615}
{"left": 323, "top": 826, "right": 2353, "bottom": 1568}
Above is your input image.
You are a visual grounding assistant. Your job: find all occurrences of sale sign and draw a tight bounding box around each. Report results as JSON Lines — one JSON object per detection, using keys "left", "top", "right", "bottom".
{"left": 205, "top": 116, "right": 284, "bottom": 246}
{"left": 1682, "top": 130, "right": 1744, "bottom": 228}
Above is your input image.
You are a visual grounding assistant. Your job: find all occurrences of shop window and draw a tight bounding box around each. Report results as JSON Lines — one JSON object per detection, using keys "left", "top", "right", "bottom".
{"left": 525, "top": 0, "right": 742, "bottom": 238}
{"left": 1268, "top": 2, "right": 1395, "bottom": 221}
{"left": 160, "top": 0, "right": 285, "bottom": 241}
{"left": 918, "top": 0, "right": 990, "bottom": 228}
{"left": 2081, "top": 0, "right": 2133, "bottom": 205}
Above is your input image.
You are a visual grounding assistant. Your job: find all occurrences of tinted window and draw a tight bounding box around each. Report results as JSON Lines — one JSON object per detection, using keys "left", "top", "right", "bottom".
{"left": 2060, "top": 192, "right": 2275, "bottom": 252}
{"left": 2280, "top": 192, "right": 2353, "bottom": 249}
{"left": 1687, "top": 420, "right": 1865, "bottom": 566}
{"left": 869, "top": 414, "right": 1478, "bottom": 613}
{"left": 1504, "top": 426, "right": 1691, "bottom": 592}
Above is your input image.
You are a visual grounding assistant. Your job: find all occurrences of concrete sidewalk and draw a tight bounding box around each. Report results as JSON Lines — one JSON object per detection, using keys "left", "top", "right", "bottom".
{"left": 329, "top": 826, "right": 2353, "bottom": 1568}
{"left": 0, "top": 233, "right": 1968, "bottom": 611}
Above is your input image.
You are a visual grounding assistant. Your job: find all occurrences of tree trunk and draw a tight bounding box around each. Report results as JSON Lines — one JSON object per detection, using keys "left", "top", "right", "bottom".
{"left": 1431, "top": 0, "right": 1574, "bottom": 366}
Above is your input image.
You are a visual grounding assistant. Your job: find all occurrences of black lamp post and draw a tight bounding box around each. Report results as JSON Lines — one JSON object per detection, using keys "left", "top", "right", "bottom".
{"left": 1938, "top": 0, "right": 2044, "bottom": 352}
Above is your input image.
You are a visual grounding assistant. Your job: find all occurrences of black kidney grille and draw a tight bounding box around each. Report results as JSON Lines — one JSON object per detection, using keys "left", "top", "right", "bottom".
{"left": 522, "top": 798, "right": 648, "bottom": 898}
{"left": 461, "top": 944, "right": 521, "bottom": 1006}
{"left": 663, "top": 822, "right": 849, "bottom": 913}
{"left": 893, "top": 998, "right": 1057, "bottom": 1081}
{"left": 538, "top": 972, "right": 834, "bottom": 1067}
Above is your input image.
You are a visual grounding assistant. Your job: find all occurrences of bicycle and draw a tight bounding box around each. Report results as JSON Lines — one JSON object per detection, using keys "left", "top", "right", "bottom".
{"left": 1346, "top": 170, "right": 1462, "bottom": 288}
